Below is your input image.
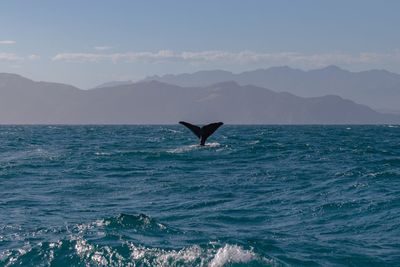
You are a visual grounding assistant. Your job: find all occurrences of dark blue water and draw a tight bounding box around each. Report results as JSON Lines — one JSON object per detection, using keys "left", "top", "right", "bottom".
{"left": 1, "top": 125, "right": 399, "bottom": 266}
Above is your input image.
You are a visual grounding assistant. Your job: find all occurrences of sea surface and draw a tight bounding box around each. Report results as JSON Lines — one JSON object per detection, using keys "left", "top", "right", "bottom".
{"left": 0, "top": 125, "right": 399, "bottom": 266}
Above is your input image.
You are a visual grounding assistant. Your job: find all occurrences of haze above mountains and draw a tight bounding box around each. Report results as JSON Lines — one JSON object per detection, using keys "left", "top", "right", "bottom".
{"left": 1, "top": 66, "right": 400, "bottom": 124}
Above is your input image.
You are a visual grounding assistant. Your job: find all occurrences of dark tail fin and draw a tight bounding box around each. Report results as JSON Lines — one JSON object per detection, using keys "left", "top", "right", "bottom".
{"left": 179, "top": 121, "right": 223, "bottom": 145}
{"left": 201, "top": 122, "right": 224, "bottom": 141}
{"left": 179, "top": 121, "right": 201, "bottom": 138}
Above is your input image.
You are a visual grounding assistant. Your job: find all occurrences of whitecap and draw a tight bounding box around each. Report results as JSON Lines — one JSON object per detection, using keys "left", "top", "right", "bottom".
{"left": 4, "top": 236, "right": 273, "bottom": 267}
{"left": 209, "top": 244, "right": 258, "bottom": 267}
{"left": 127, "top": 243, "right": 269, "bottom": 267}
{"left": 91, "top": 251, "right": 108, "bottom": 265}
{"left": 94, "top": 151, "right": 111, "bottom": 156}
{"left": 74, "top": 238, "right": 94, "bottom": 258}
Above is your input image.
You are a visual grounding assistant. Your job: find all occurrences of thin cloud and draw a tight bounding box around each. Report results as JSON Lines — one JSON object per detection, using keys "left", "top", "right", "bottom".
{"left": 94, "top": 46, "right": 113, "bottom": 51}
{"left": 0, "top": 53, "right": 41, "bottom": 62}
{"left": 52, "top": 53, "right": 110, "bottom": 62}
{"left": 0, "top": 53, "right": 22, "bottom": 61}
{"left": 28, "top": 54, "right": 41, "bottom": 60}
{"left": 52, "top": 50, "right": 178, "bottom": 63}
{"left": 0, "top": 40, "right": 16, "bottom": 45}
{"left": 51, "top": 50, "right": 400, "bottom": 66}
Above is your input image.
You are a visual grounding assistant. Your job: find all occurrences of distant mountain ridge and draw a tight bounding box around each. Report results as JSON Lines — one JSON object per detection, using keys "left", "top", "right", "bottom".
{"left": 93, "top": 80, "right": 133, "bottom": 89}
{"left": 143, "top": 66, "right": 400, "bottom": 112}
{"left": 1, "top": 73, "right": 399, "bottom": 124}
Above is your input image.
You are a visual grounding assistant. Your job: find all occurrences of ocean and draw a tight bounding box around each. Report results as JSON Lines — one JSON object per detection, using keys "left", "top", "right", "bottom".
{"left": 0, "top": 125, "right": 399, "bottom": 266}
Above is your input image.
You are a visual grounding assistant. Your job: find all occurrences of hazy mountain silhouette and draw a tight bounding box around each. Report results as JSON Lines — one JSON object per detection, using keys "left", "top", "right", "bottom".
{"left": 93, "top": 80, "right": 133, "bottom": 89}
{"left": 144, "top": 66, "right": 400, "bottom": 112}
{"left": 1, "top": 73, "right": 399, "bottom": 124}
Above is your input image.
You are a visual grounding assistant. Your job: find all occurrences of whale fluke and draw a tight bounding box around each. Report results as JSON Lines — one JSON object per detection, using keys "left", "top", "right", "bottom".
{"left": 179, "top": 121, "right": 223, "bottom": 146}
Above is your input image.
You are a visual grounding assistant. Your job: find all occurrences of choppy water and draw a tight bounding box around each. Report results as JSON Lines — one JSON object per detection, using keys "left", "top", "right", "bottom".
{"left": 0, "top": 125, "right": 399, "bottom": 266}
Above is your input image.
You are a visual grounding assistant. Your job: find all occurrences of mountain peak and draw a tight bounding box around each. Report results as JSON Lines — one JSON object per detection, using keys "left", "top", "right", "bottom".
{"left": 319, "top": 65, "right": 344, "bottom": 72}
{"left": 0, "top": 72, "right": 33, "bottom": 82}
{"left": 93, "top": 80, "right": 133, "bottom": 89}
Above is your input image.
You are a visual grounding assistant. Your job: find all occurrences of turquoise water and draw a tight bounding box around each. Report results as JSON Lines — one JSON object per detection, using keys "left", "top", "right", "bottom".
{"left": 0, "top": 125, "right": 399, "bottom": 266}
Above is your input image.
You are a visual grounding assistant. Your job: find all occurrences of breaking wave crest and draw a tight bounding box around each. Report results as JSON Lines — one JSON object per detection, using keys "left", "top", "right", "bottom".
{"left": 1, "top": 214, "right": 275, "bottom": 267}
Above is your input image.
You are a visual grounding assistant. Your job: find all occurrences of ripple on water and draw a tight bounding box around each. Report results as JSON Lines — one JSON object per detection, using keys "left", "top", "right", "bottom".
{"left": 1, "top": 125, "right": 399, "bottom": 266}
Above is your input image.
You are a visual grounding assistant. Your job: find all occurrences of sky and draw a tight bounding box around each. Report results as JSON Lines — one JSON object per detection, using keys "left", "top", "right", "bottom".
{"left": 1, "top": 0, "right": 400, "bottom": 88}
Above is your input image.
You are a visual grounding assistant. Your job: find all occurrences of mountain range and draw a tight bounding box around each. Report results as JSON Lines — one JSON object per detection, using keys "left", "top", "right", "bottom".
{"left": 1, "top": 72, "right": 399, "bottom": 124}
{"left": 143, "top": 66, "right": 400, "bottom": 113}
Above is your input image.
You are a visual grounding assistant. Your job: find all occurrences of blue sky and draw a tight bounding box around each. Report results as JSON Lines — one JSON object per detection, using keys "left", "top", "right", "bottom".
{"left": 1, "top": 0, "right": 400, "bottom": 88}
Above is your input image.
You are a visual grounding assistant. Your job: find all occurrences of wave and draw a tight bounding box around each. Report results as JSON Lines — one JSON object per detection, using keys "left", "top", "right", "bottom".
{"left": 0, "top": 148, "right": 60, "bottom": 163}
{"left": 161, "top": 127, "right": 183, "bottom": 134}
{"left": 2, "top": 240, "right": 272, "bottom": 266}
{"left": 103, "top": 213, "right": 171, "bottom": 233}
{"left": 0, "top": 214, "right": 275, "bottom": 267}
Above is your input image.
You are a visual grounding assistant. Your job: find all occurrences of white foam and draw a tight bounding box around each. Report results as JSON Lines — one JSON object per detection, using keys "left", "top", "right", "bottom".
{"left": 74, "top": 238, "right": 94, "bottom": 258}
{"left": 0, "top": 250, "right": 12, "bottom": 262}
{"left": 49, "top": 241, "right": 62, "bottom": 249}
{"left": 163, "top": 128, "right": 183, "bottom": 133}
{"left": 94, "top": 152, "right": 111, "bottom": 156}
{"left": 75, "top": 219, "right": 109, "bottom": 233}
{"left": 127, "top": 243, "right": 269, "bottom": 267}
{"left": 154, "top": 245, "right": 203, "bottom": 266}
{"left": 1, "top": 148, "right": 59, "bottom": 162}
{"left": 128, "top": 244, "right": 211, "bottom": 266}
{"left": 206, "top": 142, "right": 221, "bottom": 147}
{"left": 209, "top": 244, "right": 257, "bottom": 267}
{"left": 91, "top": 251, "right": 108, "bottom": 265}
{"left": 167, "top": 144, "right": 201, "bottom": 154}
{"left": 5, "top": 237, "right": 271, "bottom": 267}
{"left": 167, "top": 142, "right": 221, "bottom": 154}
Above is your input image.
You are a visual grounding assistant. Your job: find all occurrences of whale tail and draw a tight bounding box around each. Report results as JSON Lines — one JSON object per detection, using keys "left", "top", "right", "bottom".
{"left": 179, "top": 121, "right": 224, "bottom": 146}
